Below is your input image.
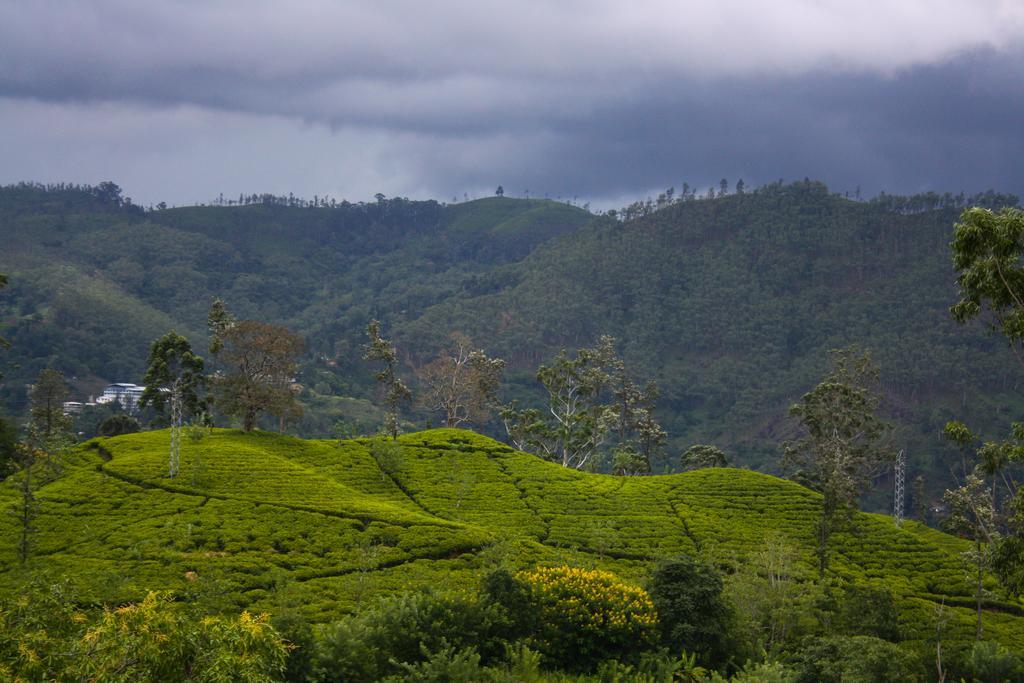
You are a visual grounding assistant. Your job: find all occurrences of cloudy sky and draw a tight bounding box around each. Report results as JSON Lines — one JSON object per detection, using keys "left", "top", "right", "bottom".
{"left": 1, "top": 0, "right": 1023, "bottom": 207}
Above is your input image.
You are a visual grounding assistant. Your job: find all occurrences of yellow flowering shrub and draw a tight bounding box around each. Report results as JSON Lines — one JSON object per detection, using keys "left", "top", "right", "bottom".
{"left": 72, "top": 592, "right": 287, "bottom": 682}
{"left": 516, "top": 565, "right": 658, "bottom": 670}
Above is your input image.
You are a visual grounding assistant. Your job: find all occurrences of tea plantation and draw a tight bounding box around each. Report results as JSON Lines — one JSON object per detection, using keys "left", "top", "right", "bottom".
{"left": 1, "top": 427, "right": 1022, "bottom": 651}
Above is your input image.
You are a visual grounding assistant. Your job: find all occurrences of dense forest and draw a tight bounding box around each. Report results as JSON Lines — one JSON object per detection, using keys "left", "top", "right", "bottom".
{"left": 0, "top": 180, "right": 1019, "bottom": 505}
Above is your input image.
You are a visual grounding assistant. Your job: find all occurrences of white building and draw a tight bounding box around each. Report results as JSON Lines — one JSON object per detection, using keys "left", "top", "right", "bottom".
{"left": 62, "top": 401, "right": 85, "bottom": 415}
{"left": 95, "top": 383, "right": 146, "bottom": 414}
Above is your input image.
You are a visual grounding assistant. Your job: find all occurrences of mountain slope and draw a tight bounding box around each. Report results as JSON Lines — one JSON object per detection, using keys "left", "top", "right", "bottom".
{"left": 0, "top": 186, "right": 593, "bottom": 421}
{"left": 1, "top": 182, "right": 1021, "bottom": 491}
{"left": 0, "top": 428, "right": 1020, "bottom": 649}
{"left": 398, "top": 182, "right": 1024, "bottom": 478}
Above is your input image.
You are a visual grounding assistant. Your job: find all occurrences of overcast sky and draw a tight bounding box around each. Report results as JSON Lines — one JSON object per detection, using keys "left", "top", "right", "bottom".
{"left": 1, "top": 0, "right": 1023, "bottom": 207}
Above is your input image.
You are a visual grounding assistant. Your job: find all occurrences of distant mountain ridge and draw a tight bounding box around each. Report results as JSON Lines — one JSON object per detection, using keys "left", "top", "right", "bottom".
{"left": 0, "top": 181, "right": 1020, "bottom": 497}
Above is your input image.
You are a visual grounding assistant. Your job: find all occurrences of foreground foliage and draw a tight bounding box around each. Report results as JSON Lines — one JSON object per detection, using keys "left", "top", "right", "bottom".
{"left": 0, "top": 583, "right": 287, "bottom": 682}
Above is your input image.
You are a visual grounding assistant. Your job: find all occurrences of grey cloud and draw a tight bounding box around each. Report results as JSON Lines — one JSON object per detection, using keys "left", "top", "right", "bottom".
{"left": 0, "top": 2, "right": 1022, "bottom": 207}
{"left": 3, "top": 1, "right": 1023, "bottom": 121}
{"left": 413, "top": 48, "right": 1024, "bottom": 202}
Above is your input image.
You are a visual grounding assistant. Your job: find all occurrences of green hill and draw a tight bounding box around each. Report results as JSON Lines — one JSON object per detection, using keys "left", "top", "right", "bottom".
{"left": 0, "top": 185, "right": 593, "bottom": 427}
{"left": 399, "top": 183, "right": 1024, "bottom": 478}
{"left": 1, "top": 428, "right": 1021, "bottom": 651}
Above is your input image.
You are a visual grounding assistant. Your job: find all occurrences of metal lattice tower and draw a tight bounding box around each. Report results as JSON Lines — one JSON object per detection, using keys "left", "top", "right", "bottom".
{"left": 894, "top": 449, "right": 906, "bottom": 527}
{"left": 169, "top": 381, "right": 182, "bottom": 478}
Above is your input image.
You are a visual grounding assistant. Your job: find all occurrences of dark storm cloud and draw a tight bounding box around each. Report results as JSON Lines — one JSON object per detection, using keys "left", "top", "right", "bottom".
{"left": 493, "top": 49, "right": 1024, "bottom": 200}
{"left": 382, "top": 48, "right": 1024, "bottom": 203}
{"left": 1, "top": 1, "right": 1022, "bottom": 204}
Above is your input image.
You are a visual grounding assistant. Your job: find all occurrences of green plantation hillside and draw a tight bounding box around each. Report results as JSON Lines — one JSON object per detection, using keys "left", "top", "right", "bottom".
{"left": 1, "top": 428, "right": 1022, "bottom": 651}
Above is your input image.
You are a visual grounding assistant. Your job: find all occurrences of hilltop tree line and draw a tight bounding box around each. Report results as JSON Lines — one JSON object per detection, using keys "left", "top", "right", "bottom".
{"left": 612, "top": 178, "right": 1018, "bottom": 222}
{"left": 0, "top": 180, "right": 440, "bottom": 217}
{"left": 7, "top": 177, "right": 1017, "bottom": 221}
{"left": 0, "top": 180, "right": 143, "bottom": 211}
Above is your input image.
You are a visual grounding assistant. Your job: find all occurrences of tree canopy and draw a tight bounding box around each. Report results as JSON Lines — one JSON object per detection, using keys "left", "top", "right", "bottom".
{"left": 211, "top": 315, "right": 304, "bottom": 432}
{"left": 139, "top": 331, "right": 206, "bottom": 421}
{"left": 416, "top": 333, "right": 504, "bottom": 428}
{"left": 946, "top": 206, "right": 1024, "bottom": 608}
{"left": 501, "top": 336, "right": 620, "bottom": 470}
{"left": 681, "top": 444, "right": 729, "bottom": 471}
{"left": 502, "top": 336, "right": 665, "bottom": 472}
{"left": 0, "top": 273, "right": 8, "bottom": 355}
{"left": 27, "top": 368, "right": 73, "bottom": 454}
{"left": 363, "top": 320, "right": 411, "bottom": 439}
{"left": 951, "top": 207, "right": 1024, "bottom": 366}
{"left": 784, "top": 347, "right": 891, "bottom": 575}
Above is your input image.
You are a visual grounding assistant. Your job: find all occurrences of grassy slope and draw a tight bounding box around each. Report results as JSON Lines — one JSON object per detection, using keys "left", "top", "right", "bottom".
{"left": 0, "top": 428, "right": 1021, "bottom": 648}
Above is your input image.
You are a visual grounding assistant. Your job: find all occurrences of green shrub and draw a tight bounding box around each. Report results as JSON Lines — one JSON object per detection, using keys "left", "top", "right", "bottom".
{"left": 384, "top": 645, "right": 495, "bottom": 682}
{"left": 97, "top": 414, "right": 141, "bottom": 437}
{"left": 647, "top": 555, "right": 735, "bottom": 666}
{"left": 593, "top": 651, "right": 706, "bottom": 682}
{"left": 481, "top": 567, "right": 537, "bottom": 641}
{"left": 0, "top": 579, "right": 90, "bottom": 680}
{"left": 792, "top": 635, "right": 924, "bottom": 683}
{"left": 272, "top": 609, "right": 316, "bottom": 683}
{"left": 963, "top": 640, "right": 1024, "bottom": 683}
{"left": 710, "top": 659, "right": 798, "bottom": 683}
{"left": 834, "top": 583, "right": 900, "bottom": 642}
{"left": 0, "top": 586, "right": 286, "bottom": 683}
{"left": 724, "top": 536, "right": 823, "bottom": 656}
{"left": 312, "top": 589, "right": 507, "bottom": 682}
{"left": 72, "top": 592, "right": 287, "bottom": 682}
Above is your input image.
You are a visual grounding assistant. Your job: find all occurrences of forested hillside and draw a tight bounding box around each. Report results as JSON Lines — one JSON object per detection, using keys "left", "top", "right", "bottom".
{"left": 0, "top": 181, "right": 1020, "bottom": 496}
{"left": 400, "top": 183, "right": 1024, "bottom": 487}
